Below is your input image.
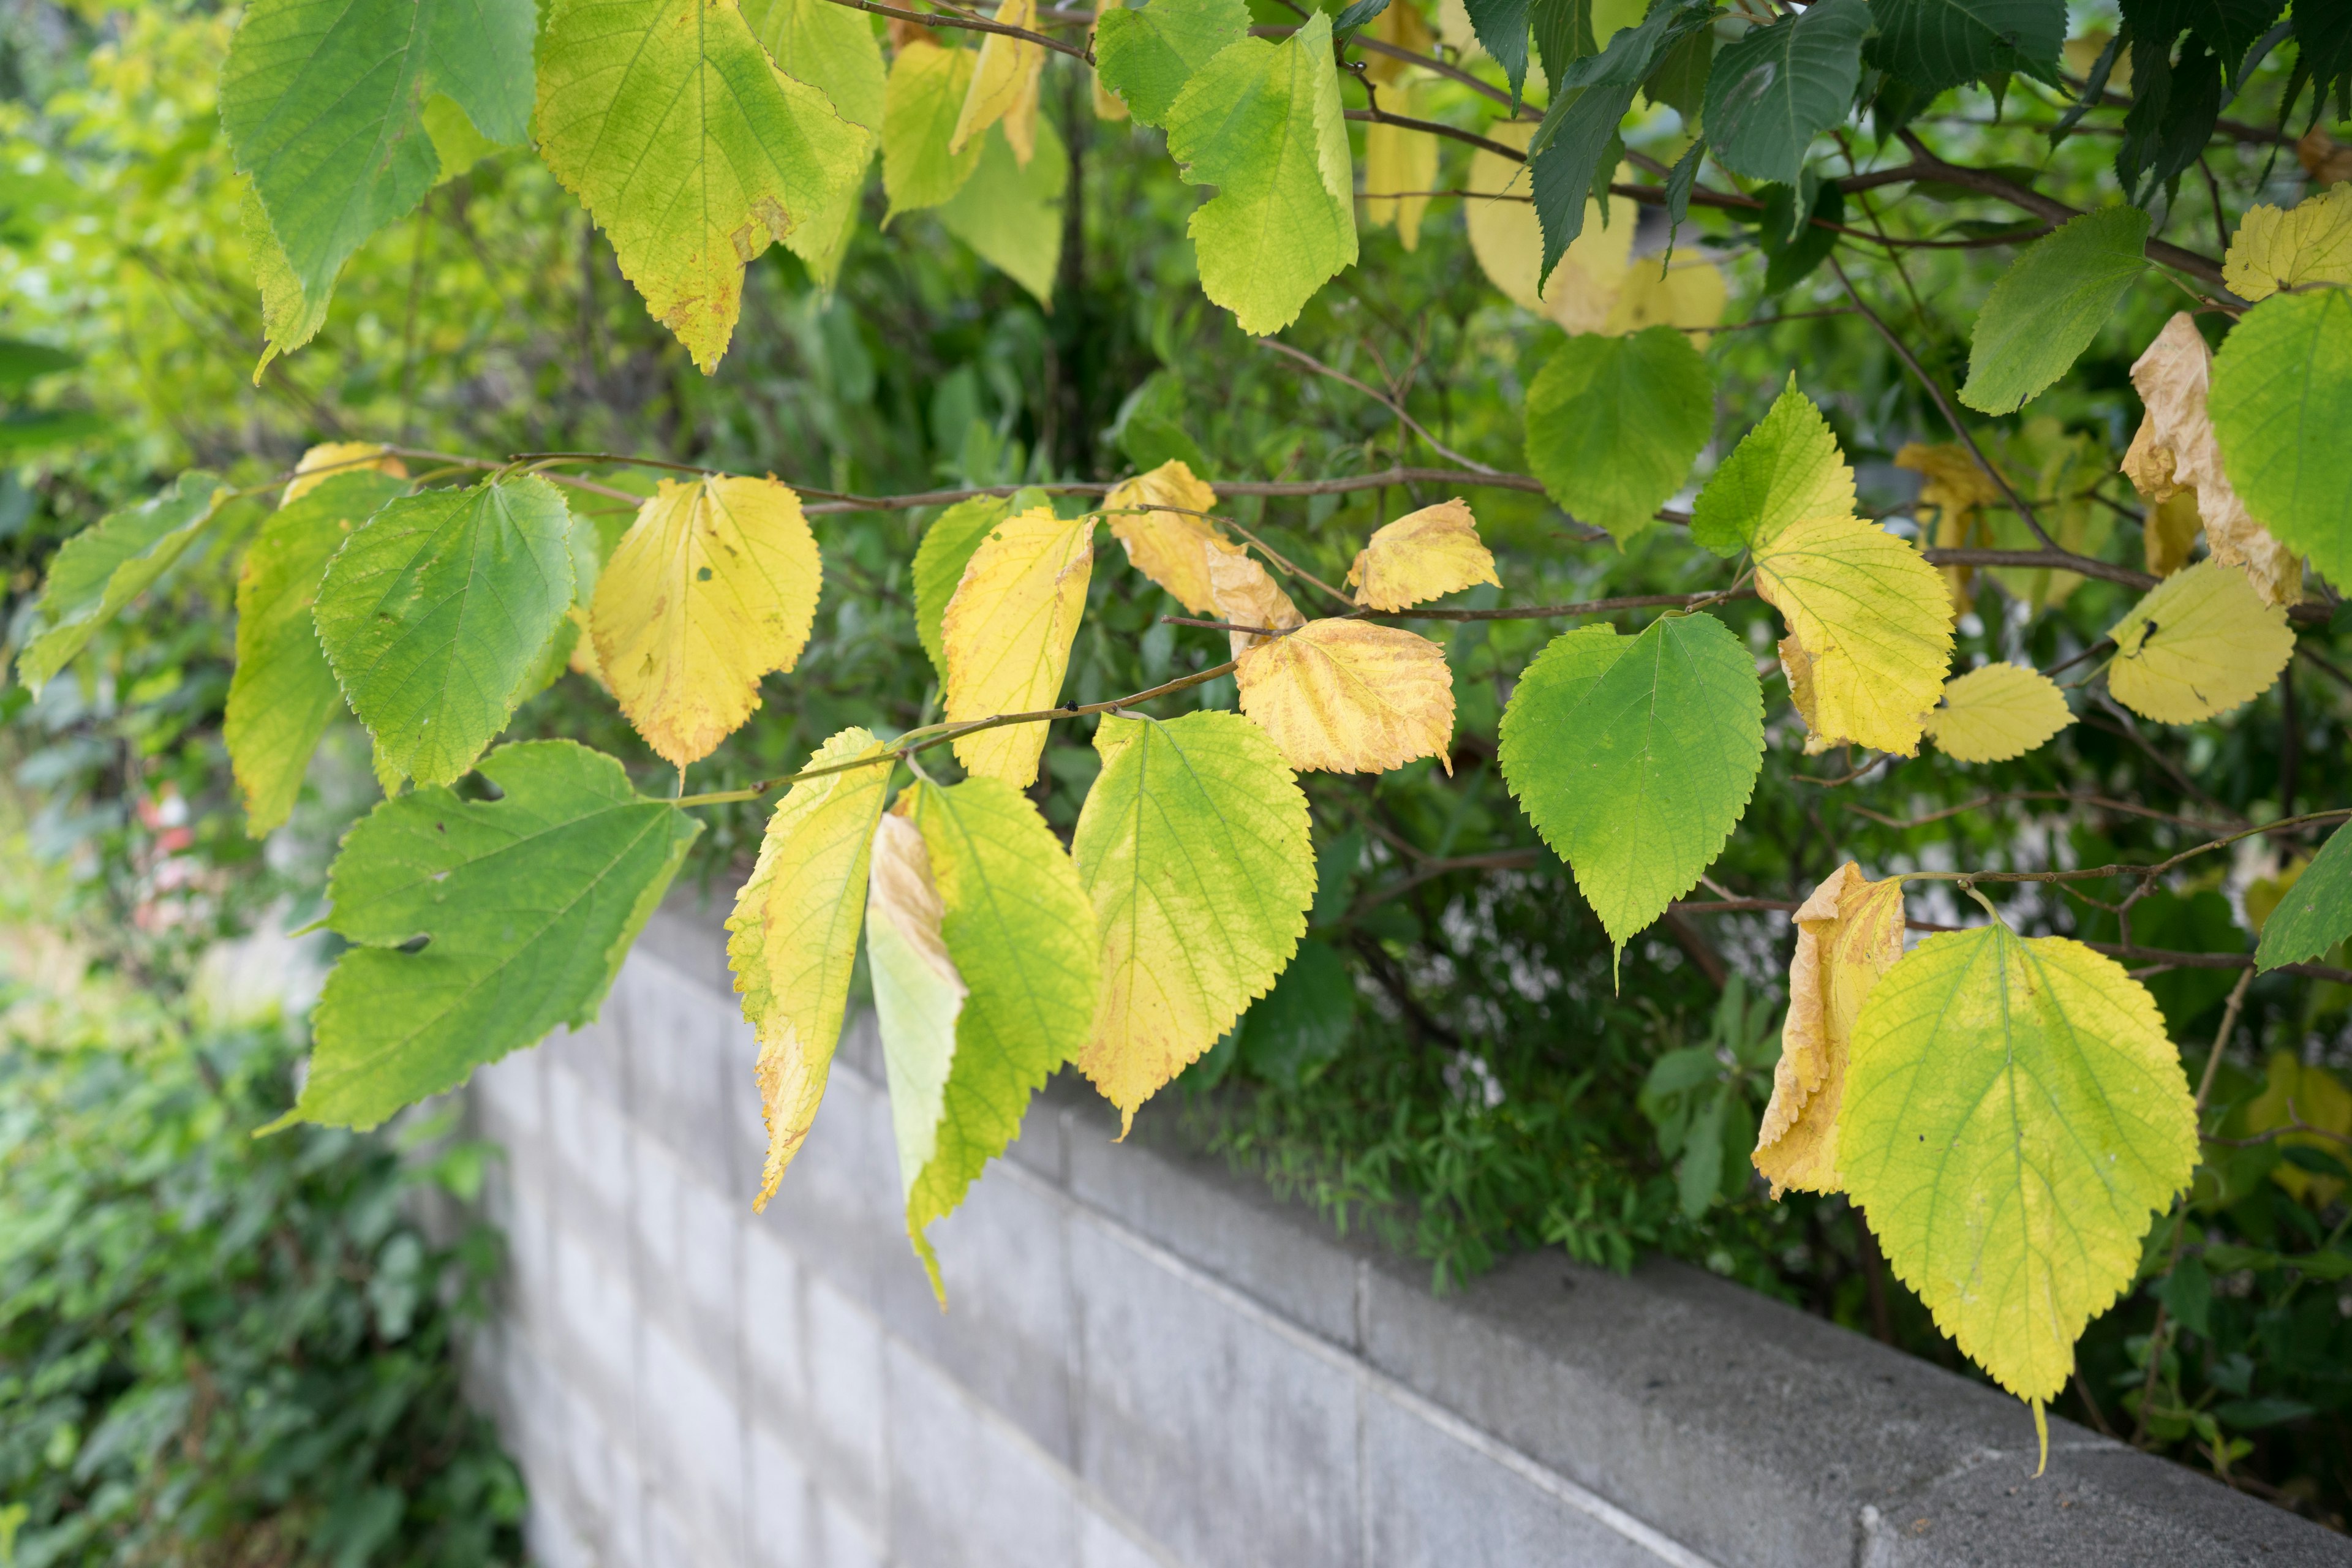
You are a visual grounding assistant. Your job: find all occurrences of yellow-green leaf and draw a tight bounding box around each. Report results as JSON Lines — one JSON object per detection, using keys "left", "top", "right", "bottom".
{"left": 2105, "top": 559, "right": 2291, "bottom": 725}
{"left": 1921, "top": 663, "right": 2074, "bottom": 764}
{"left": 282, "top": 441, "right": 407, "bottom": 506}
{"left": 17, "top": 472, "right": 234, "bottom": 695}
{"left": 941, "top": 504, "right": 1094, "bottom": 786}
{"left": 883, "top": 39, "right": 984, "bottom": 219}
{"left": 1754, "top": 513, "right": 1954, "bottom": 755}
{"left": 950, "top": 0, "right": 1045, "bottom": 161}
{"left": 726, "top": 726, "right": 894, "bottom": 1208}
{"left": 1071, "top": 711, "right": 1314, "bottom": 1125}
{"left": 590, "top": 476, "right": 823, "bottom": 770}
{"left": 1689, "top": 377, "right": 1853, "bottom": 557}
{"left": 1346, "top": 498, "right": 1499, "bottom": 611}
{"left": 938, "top": 118, "right": 1066, "bottom": 304}
{"left": 535, "top": 0, "right": 873, "bottom": 372}
{"left": 913, "top": 496, "right": 1012, "bottom": 679}
{"left": 742, "top": 0, "right": 888, "bottom": 282}
{"left": 2222, "top": 181, "right": 2352, "bottom": 303}
{"left": 1234, "top": 619, "right": 1454, "bottom": 774}
{"left": 1843, "top": 923, "right": 2198, "bottom": 1403}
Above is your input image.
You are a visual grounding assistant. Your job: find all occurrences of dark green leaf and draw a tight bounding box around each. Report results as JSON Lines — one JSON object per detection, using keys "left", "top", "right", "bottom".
{"left": 1464, "top": 0, "right": 1535, "bottom": 104}
{"left": 1236, "top": 940, "right": 1357, "bottom": 1087}
{"left": 1864, "top": 0, "right": 2065, "bottom": 94}
{"left": 1959, "top": 205, "right": 2149, "bottom": 415}
{"left": 0, "top": 337, "right": 78, "bottom": 390}
{"left": 1523, "top": 326, "right": 1715, "bottom": 543}
{"left": 2257, "top": 824, "right": 2352, "bottom": 971}
{"left": 16, "top": 470, "right": 232, "bottom": 693}
{"left": 1759, "top": 180, "right": 1845, "bottom": 293}
{"left": 1704, "top": 0, "right": 1875, "bottom": 187}
{"left": 1531, "top": 0, "right": 1599, "bottom": 102}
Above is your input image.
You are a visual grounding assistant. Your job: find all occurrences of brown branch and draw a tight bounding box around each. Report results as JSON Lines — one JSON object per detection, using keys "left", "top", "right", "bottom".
{"left": 820, "top": 0, "right": 1091, "bottom": 58}
{"left": 1257, "top": 337, "right": 1498, "bottom": 472}
{"left": 1923, "top": 546, "right": 2155, "bottom": 591}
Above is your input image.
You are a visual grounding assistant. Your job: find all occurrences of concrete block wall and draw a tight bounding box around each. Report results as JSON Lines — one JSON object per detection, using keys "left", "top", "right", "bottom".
{"left": 462, "top": 899, "right": 2351, "bottom": 1567}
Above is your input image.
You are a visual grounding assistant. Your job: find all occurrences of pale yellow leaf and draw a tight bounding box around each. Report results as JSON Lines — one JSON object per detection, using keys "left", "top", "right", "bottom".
{"left": 941, "top": 504, "right": 1093, "bottom": 785}
{"left": 2244, "top": 1051, "right": 2352, "bottom": 1206}
{"left": 2125, "top": 311, "right": 2302, "bottom": 606}
{"left": 1104, "top": 459, "right": 1225, "bottom": 613}
{"left": 1235, "top": 619, "right": 1454, "bottom": 773}
{"left": 2144, "top": 489, "right": 2201, "bottom": 578}
{"left": 1364, "top": 0, "right": 1432, "bottom": 83}
{"left": 726, "top": 726, "right": 893, "bottom": 1207}
{"left": 1754, "top": 862, "right": 1904, "bottom": 1198}
{"left": 1205, "top": 537, "right": 1303, "bottom": 656}
{"left": 2222, "top": 182, "right": 2352, "bottom": 302}
{"left": 1346, "top": 497, "right": 1499, "bottom": 610}
{"left": 1363, "top": 80, "right": 1438, "bottom": 249}
{"left": 1604, "top": 255, "right": 1728, "bottom": 344}
{"left": 951, "top": 0, "right": 1044, "bottom": 162}
{"left": 285, "top": 442, "right": 406, "bottom": 507}
{"left": 1754, "top": 513, "right": 1955, "bottom": 755}
{"left": 1922, "top": 663, "right": 2075, "bottom": 763}
{"left": 1896, "top": 442, "right": 2002, "bottom": 610}
{"left": 2105, "top": 557, "right": 2292, "bottom": 724}
{"left": 592, "top": 475, "right": 823, "bottom": 769}
{"left": 1465, "top": 126, "right": 1631, "bottom": 331}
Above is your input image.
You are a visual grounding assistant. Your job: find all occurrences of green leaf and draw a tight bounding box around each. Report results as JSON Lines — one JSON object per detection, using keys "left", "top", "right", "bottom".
{"left": 1523, "top": 326, "right": 1714, "bottom": 543}
{"left": 896, "top": 775, "right": 1099, "bottom": 1291}
{"left": 227, "top": 471, "right": 412, "bottom": 837}
{"left": 1959, "top": 205, "right": 2150, "bottom": 415}
{"left": 17, "top": 471, "right": 232, "bottom": 694}
{"left": 882, "top": 38, "right": 984, "bottom": 219}
{"left": 1690, "top": 377, "right": 1854, "bottom": 556}
{"left": 534, "top": 0, "right": 874, "bottom": 372}
{"left": 1463, "top": 0, "right": 1534, "bottom": 103}
{"left": 1071, "top": 710, "right": 1314, "bottom": 1121}
{"left": 2211, "top": 288, "right": 2352, "bottom": 589}
{"left": 1703, "top": 0, "right": 1874, "bottom": 188}
{"left": 1233, "top": 938, "right": 1355, "bottom": 1088}
{"left": 1842, "top": 924, "right": 2198, "bottom": 1403}
{"left": 742, "top": 0, "right": 888, "bottom": 283}
{"left": 275, "top": 741, "right": 700, "bottom": 1131}
{"left": 0, "top": 338, "right": 77, "bottom": 391}
{"left": 314, "top": 477, "right": 575, "bottom": 790}
{"left": 1864, "top": 0, "right": 2065, "bottom": 93}
{"left": 913, "top": 496, "right": 1012, "bottom": 680}
{"left": 938, "top": 119, "right": 1066, "bottom": 304}
{"left": 1095, "top": 0, "right": 1251, "bottom": 125}
{"left": 1498, "top": 615, "right": 1766, "bottom": 954}
{"left": 221, "top": 0, "right": 535, "bottom": 304}
{"left": 1531, "top": 0, "right": 1599, "bottom": 100}
{"left": 1757, "top": 179, "right": 1845, "bottom": 294}
{"left": 2256, "top": 822, "right": 2352, "bottom": 973}
{"left": 1164, "top": 12, "right": 1357, "bottom": 336}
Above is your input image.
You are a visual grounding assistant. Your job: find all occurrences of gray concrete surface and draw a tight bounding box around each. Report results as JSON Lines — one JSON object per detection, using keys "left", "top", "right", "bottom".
{"left": 460, "top": 895, "right": 2351, "bottom": 1567}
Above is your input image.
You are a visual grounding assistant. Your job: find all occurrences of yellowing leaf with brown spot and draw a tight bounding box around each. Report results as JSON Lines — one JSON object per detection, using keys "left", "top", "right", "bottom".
{"left": 2223, "top": 182, "right": 2352, "bottom": 302}
{"left": 951, "top": 0, "right": 1045, "bottom": 162}
{"left": 1922, "top": 663, "right": 2075, "bottom": 763}
{"left": 726, "top": 726, "right": 894, "bottom": 1208}
{"left": 2105, "top": 558, "right": 2291, "bottom": 724}
{"left": 1896, "top": 442, "right": 2002, "bottom": 609}
{"left": 1754, "top": 862, "right": 1904, "bottom": 1198}
{"left": 1754, "top": 513, "right": 1954, "bottom": 755}
{"left": 941, "top": 504, "right": 1093, "bottom": 785}
{"left": 285, "top": 442, "right": 406, "bottom": 506}
{"left": 592, "top": 475, "right": 823, "bottom": 769}
{"left": 1205, "top": 537, "right": 1303, "bottom": 656}
{"left": 2124, "top": 312, "right": 2302, "bottom": 606}
{"left": 1348, "top": 498, "right": 1498, "bottom": 611}
{"left": 1104, "top": 459, "right": 1224, "bottom": 613}
{"left": 1235, "top": 619, "right": 1453, "bottom": 773}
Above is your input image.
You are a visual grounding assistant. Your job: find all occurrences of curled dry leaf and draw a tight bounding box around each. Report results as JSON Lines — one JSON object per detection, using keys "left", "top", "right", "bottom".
{"left": 940, "top": 503, "right": 1093, "bottom": 786}
{"left": 1923, "top": 663, "right": 2075, "bottom": 763}
{"left": 1235, "top": 619, "right": 1454, "bottom": 773}
{"left": 284, "top": 441, "right": 405, "bottom": 506}
{"left": 2105, "top": 558, "right": 2293, "bottom": 725}
{"left": 1753, "top": 862, "right": 1905, "bottom": 1198}
{"left": 592, "top": 475, "right": 824, "bottom": 769}
{"left": 1346, "top": 497, "right": 1498, "bottom": 611}
{"left": 2221, "top": 183, "right": 2352, "bottom": 303}
{"left": 2123, "top": 311, "right": 2302, "bottom": 608}
{"left": 1104, "top": 458, "right": 1224, "bottom": 613}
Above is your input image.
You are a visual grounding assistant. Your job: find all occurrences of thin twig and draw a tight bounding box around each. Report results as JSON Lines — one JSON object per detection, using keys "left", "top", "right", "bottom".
{"left": 1259, "top": 338, "right": 1498, "bottom": 472}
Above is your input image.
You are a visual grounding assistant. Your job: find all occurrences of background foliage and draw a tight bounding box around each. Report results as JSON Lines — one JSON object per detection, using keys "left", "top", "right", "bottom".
{"left": 2, "top": 0, "right": 2349, "bottom": 1531}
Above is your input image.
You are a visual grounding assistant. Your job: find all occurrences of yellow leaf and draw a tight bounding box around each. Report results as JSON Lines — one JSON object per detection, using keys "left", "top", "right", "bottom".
{"left": 2243, "top": 1051, "right": 2352, "bottom": 1206}
{"left": 941, "top": 503, "right": 1093, "bottom": 785}
{"left": 1235, "top": 619, "right": 1454, "bottom": 773}
{"left": 1922, "top": 663, "right": 2075, "bottom": 763}
{"left": 591, "top": 475, "right": 824, "bottom": 769}
{"left": 2124, "top": 312, "right": 2302, "bottom": 607}
{"left": 2105, "top": 558, "right": 2291, "bottom": 724}
{"left": 1465, "top": 126, "right": 1631, "bottom": 332}
{"left": 1205, "top": 537, "right": 1303, "bottom": 657}
{"left": 1365, "top": 0, "right": 1432, "bottom": 83}
{"left": 1346, "top": 497, "right": 1498, "bottom": 610}
{"left": 1604, "top": 255, "right": 1728, "bottom": 344}
{"left": 1364, "top": 80, "right": 1438, "bottom": 249}
{"left": 951, "top": 0, "right": 1044, "bottom": 163}
{"left": 725, "top": 726, "right": 894, "bottom": 1208}
{"left": 1896, "top": 442, "right": 2002, "bottom": 609}
{"left": 2222, "top": 182, "right": 2352, "bottom": 302}
{"left": 1103, "top": 459, "right": 1225, "bottom": 614}
{"left": 1090, "top": 0, "right": 1128, "bottom": 119}
{"left": 2244, "top": 855, "right": 2305, "bottom": 936}
{"left": 1754, "top": 862, "right": 1904, "bottom": 1197}
{"left": 564, "top": 604, "right": 610, "bottom": 691}
{"left": 1754, "top": 513, "right": 1954, "bottom": 755}
{"left": 284, "top": 442, "right": 406, "bottom": 507}
{"left": 2144, "top": 489, "right": 2201, "bottom": 578}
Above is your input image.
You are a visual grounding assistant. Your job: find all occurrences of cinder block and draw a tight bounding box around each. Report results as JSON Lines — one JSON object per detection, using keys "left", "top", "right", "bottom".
{"left": 630, "top": 1129, "right": 690, "bottom": 1345}
{"left": 567, "top": 1403, "right": 650, "bottom": 1566}
{"left": 555, "top": 1006, "right": 629, "bottom": 1107}
{"left": 1077, "top": 1506, "right": 1177, "bottom": 1568}
{"left": 883, "top": 1340, "right": 1076, "bottom": 1568}
{"left": 548, "top": 1063, "right": 633, "bottom": 1240}
{"left": 644, "top": 1496, "right": 700, "bottom": 1568}
{"left": 500, "top": 1177, "right": 561, "bottom": 1348}
{"left": 641, "top": 1323, "right": 748, "bottom": 1567}
{"left": 551, "top": 1224, "right": 638, "bottom": 1441}
{"left": 638, "top": 889, "right": 741, "bottom": 995}
{"left": 813, "top": 1492, "right": 888, "bottom": 1568}
{"left": 747, "top": 1425, "right": 815, "bottom": 1568}
{"left": 876, "top": 1157, "right": 1076, "bottom": 1464}
{"left": 1000, "top": 1073, "right": 1073, "bottom": 1185}
{"left": 525, "top": 1492, "right": 597, "bottom": 1568}
{"left": 676, "top": 1161, "right": 748, "bottom": 1375}
{"left": 742, "top": 1223, "right": 809, "bottom": 1420}
{"left": 802, "top": 1275, "right": 887, "bottom": 1528}
{"left": 754, "top": 1061, "right": 904, "bottom": 1309}
{"left": 473, "top": 1046, "right": 544, "bottom": 1139}
{"left": 1070, "top": 1215, "right": 1359, "bottom": 1568}
{"left": 624, "top": 955, "right": 740, "bottom": 1194}
{"left": 1360, "top": 1389, "right": 1675, "bottom": 1568}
